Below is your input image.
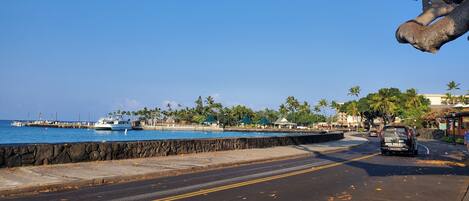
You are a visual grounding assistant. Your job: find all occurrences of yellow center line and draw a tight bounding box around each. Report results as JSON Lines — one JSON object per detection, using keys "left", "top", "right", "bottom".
{"left": 155, "top": 153, "right": 380, "bottom": 201}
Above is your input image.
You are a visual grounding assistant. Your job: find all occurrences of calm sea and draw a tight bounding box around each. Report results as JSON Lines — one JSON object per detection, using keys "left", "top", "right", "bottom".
{"left": 0, "top": 120, "right": 287, "bottom": 144}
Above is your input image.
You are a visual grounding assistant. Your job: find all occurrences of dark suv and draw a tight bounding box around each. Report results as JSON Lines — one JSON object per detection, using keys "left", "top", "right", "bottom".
{"left": 379, "top": 124, "right": 418, "bottom": 156}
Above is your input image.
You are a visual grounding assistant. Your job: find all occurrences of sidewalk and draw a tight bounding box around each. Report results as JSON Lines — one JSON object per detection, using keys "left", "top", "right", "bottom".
{"left": 0, "top": 134, "right": 368, "bottom": 197}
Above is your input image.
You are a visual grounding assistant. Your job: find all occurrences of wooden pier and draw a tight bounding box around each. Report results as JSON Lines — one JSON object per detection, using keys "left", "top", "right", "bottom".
{"left": 21, "top": 121, "right": 94, "bottom": 129}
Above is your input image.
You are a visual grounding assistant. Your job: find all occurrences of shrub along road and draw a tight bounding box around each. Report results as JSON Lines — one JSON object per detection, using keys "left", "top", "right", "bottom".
{"left": 1, "top": 137, "right": 468, "bottom": 201}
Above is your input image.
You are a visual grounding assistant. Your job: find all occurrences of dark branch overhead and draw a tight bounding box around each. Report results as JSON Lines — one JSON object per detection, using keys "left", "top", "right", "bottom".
{"left": 397, "top": 0, "right": 468, "bottom": 53}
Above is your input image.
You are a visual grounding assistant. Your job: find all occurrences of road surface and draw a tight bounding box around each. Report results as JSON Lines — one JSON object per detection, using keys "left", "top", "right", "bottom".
{"left": 2, "top": 137, "right": 468, "bottom": 201}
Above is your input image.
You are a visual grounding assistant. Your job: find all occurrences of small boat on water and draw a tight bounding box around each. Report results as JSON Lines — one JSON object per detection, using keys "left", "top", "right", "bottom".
{"left": 11, "top": 121, "right": 25, "bottom": 127}
{"left": 94, "top": 115, "right": 132, "bottom": 131}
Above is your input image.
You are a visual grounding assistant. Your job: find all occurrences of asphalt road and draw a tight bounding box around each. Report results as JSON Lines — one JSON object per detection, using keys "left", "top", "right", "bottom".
{"left": 2, "top": 137, "right": 469, "bottom": 201}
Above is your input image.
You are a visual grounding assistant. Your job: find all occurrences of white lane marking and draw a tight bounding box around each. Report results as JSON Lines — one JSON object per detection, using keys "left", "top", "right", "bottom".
{"left": 418, "top": 143, "right": 430, "bottom": 155}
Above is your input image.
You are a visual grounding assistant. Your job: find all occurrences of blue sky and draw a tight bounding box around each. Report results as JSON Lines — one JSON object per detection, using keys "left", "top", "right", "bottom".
{"left": 1, "top": 1, "right": 468, "bottom": 121}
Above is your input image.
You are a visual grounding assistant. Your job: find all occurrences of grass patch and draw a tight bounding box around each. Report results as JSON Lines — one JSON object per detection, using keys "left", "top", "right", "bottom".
{"left": 455, "top": 138, "right": 465, "bottom": 144}
{"left": 441, "top": 136, "right": 465, "bottom": 145}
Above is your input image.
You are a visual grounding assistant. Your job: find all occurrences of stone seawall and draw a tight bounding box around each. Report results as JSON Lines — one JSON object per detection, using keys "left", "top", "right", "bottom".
{"left": 0, "top": 132, "right": 343, "bottom": 168}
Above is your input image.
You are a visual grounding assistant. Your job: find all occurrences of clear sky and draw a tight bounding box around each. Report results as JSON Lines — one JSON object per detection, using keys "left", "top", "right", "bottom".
{"left": 1, "top": 1, "right": 468, "bottom": 121}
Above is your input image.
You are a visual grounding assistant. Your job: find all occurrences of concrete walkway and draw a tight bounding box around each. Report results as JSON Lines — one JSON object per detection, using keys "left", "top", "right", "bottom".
{"left": 0, "top": 134, "right": 368, "bottom": 197}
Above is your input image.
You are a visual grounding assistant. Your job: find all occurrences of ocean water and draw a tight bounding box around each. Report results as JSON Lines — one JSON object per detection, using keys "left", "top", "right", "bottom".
{"left": 0, "top": 120, "right": 288, "bottom": 144}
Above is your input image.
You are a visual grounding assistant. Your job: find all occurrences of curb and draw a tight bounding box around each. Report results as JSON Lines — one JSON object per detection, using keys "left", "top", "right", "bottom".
{"left": 0, "top": 138, "right": 369, "bottom": 198}
{"left": 462, "top": 180, "right": 469, "bottom": 201}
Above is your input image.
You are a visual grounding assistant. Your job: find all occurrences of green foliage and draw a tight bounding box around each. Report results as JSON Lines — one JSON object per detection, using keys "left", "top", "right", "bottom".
{"left": 441, "top": 136, "right": 464, "bottom": 144}
{"left": 442, "top": 136, "right": 453, "bottom": 143}
{"left": 348, "top": 86, "right": 361, "bottom": 97}
{"left": 254, "top": 108, "right": 279, "bottom": 124}
{"left": 447, "top": 81, "right": 461, "bottom": 91}
{"left": 195, "top": 96, "right": 204, "bottom": 115}
{"left": 285, "top": 96, "right": 301, "bottom": 113}
{"left": 400, "top": 88, "right": 430, "bottom": 128}
{"left": 279, "top": 97, "right": 326, "bottom": 126}
{"left": 340, "top": 87, "right": 430, "bottom": 128}
{"left": 126, "top": 86, "right": 431, "bottom": 129}
{"left": 346, "top": 101, "right": 359, "bottom": 117}
{"left": 330, "top": 101, "right": 341, "bottom": 111}
{"left": 444, "top": 81, "right": 463, "bottom": 105}
{"left": 368, "top": 88, "right": 402, "bottom": 124}
{"left": 228, "top": 105, "right": 255, "bottom": 125}
{"left": 192, "top": 115, "right": 206, "bottom": 124}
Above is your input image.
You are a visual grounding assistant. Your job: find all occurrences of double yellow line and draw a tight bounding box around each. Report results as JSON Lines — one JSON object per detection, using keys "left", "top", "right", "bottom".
{"left": 155, "top": 153, "right": 379, "bottom": 201}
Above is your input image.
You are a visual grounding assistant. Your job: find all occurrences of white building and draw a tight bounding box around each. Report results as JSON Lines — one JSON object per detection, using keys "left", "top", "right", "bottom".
{"left": 420, "top": 94, "right": 469, "bottom": 111}
{"left": 336, "top": 112, "right": 362, "bottom": 127}
{"left": 421, "top": 94, "right": 446, "bottom": 106}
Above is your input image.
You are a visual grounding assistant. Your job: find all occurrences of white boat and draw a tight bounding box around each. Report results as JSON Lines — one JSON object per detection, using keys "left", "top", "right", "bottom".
{"left": 94, "top": 115, "right": 132, "bottom": 131}
{"left": 11, "top": 121, "right": 25, "bottom": 127}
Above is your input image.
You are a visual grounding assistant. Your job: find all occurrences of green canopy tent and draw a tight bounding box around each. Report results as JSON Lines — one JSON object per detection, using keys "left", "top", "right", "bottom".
{"left": 240, "top": 115, "right": 252, "bottom": 125}
{"left": 203, "top": 115, "right": 217, "bottom": 125}
{"left": 258, "top": 117, "right": 271, "bottom": 126}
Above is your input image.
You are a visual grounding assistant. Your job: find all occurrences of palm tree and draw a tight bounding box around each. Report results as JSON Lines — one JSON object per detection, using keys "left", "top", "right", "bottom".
{"left": 348, "top": 86, "right": 362, "bottom": 127}
{"left": 330, "top": 101, "right": 341, "bottom": 112}
{"left": 316, "top": 99, "right": 329, "bottom": 120}
{"left": 313, "top": 105, "right": 321, "bottom": 113}
{"left": 346, "top": 101, "right": 359, "bottom": 128}
{"left": 195, "top": 96, "right": 204, "bottom": 115}
{"left": 285, "top": 96, "right": 300, "bottom": 113}
{"left": 279, "top": 104, "right": 288, "bottom": 117}
{"left": 348, "top": 86, "right": 361, "bottom": 97}
{"left": 445, "top": 81, "right": 461, "bottom": 105}
{"left": 205, "top": 96, "right": 215, "bottom": 106}
{"left": 318, "top": 99, "right": 328, "bottom": 108}
{"left": 443, "top": 92, "right": 453, "bottom": 105}
{"left": 447, "top": 81, "right": 461, "bottom": 91}
{"left": 369, "top": 89, "right": 399, "bottom": 125}
{"left": 457, "top": 95, "right": 467, "bottom": 105}
{"left": 299, "top": 101, "right": 311, "bottom": 114}
{"left": 404, "top": 88, "right": 422, "bottom": 108}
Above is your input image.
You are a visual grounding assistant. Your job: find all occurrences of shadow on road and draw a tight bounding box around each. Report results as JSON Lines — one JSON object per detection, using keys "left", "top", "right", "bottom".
{"left": 292, "top": 144, "right": 469, "bottom": 178}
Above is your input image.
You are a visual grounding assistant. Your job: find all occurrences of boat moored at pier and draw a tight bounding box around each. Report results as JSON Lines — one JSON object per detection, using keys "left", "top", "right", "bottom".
{"left": 10, "top": 121, "right": 25, "bottom": 127}
{"left": 94, "top": 115, "right": 132, "bottom": 131}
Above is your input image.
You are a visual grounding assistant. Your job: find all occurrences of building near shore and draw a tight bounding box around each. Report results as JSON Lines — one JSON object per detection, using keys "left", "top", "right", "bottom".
{"left": 445, "top": 112, "right": 469, "bottom": 138}
{"left": 421, "top": 94, "right": 469, "bottom": 111}
{"left": 420, "top": 94, "right": 469, "bottom": 129}
{"left": 274, "top": 117, "right": 297, "bottom": 129}
{"left": 336, "top": 112, "right": 363, "bottom": 127}
{"left": 422, "top": 94, "right": 447, "bottom": 106}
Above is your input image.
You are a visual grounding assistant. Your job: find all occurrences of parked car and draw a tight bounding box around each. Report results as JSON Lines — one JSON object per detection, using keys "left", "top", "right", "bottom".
{"left": 379, "top": 124, "right": 418, "bottom": 156}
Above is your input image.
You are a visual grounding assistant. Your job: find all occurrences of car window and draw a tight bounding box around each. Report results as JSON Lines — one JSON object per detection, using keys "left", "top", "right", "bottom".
{"left": 384, "top": 127, "right": 407, "bottom": 137}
